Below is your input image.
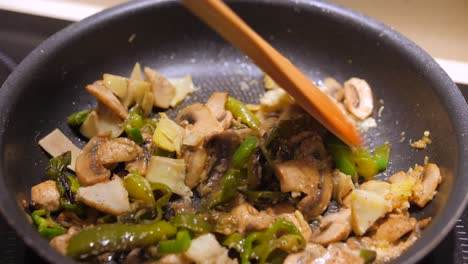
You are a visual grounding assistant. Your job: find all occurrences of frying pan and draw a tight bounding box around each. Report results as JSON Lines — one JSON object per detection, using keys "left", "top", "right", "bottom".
{"left": 0, "top": 0, "right": 467, "bottom": 263}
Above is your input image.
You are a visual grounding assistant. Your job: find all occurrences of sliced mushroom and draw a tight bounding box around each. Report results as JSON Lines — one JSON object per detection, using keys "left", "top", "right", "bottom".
{"left": 206, "top": 92, "right": 233, "bottom": 129}
{"left": 97, "top": 137, "right": 142, "bottom": 165}
{"left": 176, "top": 103, "right": 224, "bottom": 139}
{"left": 144, "top": 67, "right": 176, "bottom": 109}
{"left": 75, "top": 135, "right": 111, "bottom": 186}
{"left": 411, "top": 163, "right": 442, "bottom": 207}
{"left": 275, "top": 158, "right": 333, "bottom": 220}
{"left": 310, "top": 209, "right": 352, "bottom": 245}
{"left": 125, "top": 137, "right": 154, "bottom": 176}
{"left": 279, "top": 210, "right": 313, "bottom": 241}
{"left": 231, "top": 203, "right": 276, "bottom": 234}
{"left": 31, "top": 180, "right": 60, "bottom": 212}
{"left": 323, "top": 77, "right": 344, "bottom": 101}
{"left": 183, "top": 145, "right": 208, "bottom": 189}
{"left": 86, "top": 81, "right": 128, "bottom": 119}
{"left": 76, "top": 176, "right": 130, "bottom": 215}
{"left": 343, "top": 78, "right": 374, "bottom": 120}
{"left": 373, "top": 214, "right": 417, "bottom": 243}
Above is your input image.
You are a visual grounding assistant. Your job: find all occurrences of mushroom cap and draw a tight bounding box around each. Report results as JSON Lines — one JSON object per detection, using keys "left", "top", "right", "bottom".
{"left": 75, "top": 135, "right": 111, "bottom": 186}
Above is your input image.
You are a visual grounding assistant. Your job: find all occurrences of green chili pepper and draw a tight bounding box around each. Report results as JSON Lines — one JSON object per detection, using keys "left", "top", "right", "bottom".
{"left": 354, "top": 149, "right": 379, "bottom": 180}
{"left": 373, "top": 143, "right": 390, "bottom": 171}
{"left": 223, "top": 232, "right": 245, "bottom": 253}
{"left": 67, "top": 109, "right": 91, "bottom": 127}
{"left": 157, "top": 229, "right": 191, "bottom": 255}
{"left": 326, "top": 136, "right": 358, "bottom": 181}
{"left": 232, "top": 136, "right": 259, "bottom": 169}
{"left": 245, "top": 191, "right": 289, "bottom": 204}
{"left": 225, "top": 96, "right": 261, "bottom": 130}
{"left": 46, "top": 151, "right": 71, "bottom": 179}
{"left": 150, "top": 182, "right": 172, "bottom": 221}
{"left": 154, "top": 147, "right": 176, "bottom": 158}
{"left": 241, "top": 219, "right": 305, "bottom": 264}
{"left": 31, "top": 209, "right": 66, "bottom": 239}
{"left": 67, "top": 175, "right": 80, "bottom": 193}
{"left": 173, "top": 213, "right": 212, "bottom": 234}
{"left": 124, "top": 172, "right": 156, "bottom": 205}
{"left": 124, "top": 107, "right": 145, "bottom": 144}
{"left": 208, "top": 169, "right": 241, "bottom": 208}
{"left": 360, "top": 249, "right": 377, "bottom": 264}
{"left": 67, "top": 220, "right": 177, "bottom": 258}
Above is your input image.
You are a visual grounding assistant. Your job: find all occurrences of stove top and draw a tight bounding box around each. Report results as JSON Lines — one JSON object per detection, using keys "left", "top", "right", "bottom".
{"left": 0, "top": 8, "right": 467, "bottom": 264}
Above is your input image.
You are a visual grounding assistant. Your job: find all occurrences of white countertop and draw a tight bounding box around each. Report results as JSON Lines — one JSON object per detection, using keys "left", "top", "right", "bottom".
{"left": 0, "top": 0, "right": 466, "bottom": 84}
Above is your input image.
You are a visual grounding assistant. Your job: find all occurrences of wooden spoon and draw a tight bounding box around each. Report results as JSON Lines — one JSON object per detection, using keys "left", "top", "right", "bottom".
{"left": 182, "top": 0, "right": 362, "bottom": 146}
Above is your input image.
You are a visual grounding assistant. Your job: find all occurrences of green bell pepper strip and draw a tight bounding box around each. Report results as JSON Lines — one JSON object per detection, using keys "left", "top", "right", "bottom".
{"left": 241, "top": 219, "right": 305, "bottom": 264}
{"left": 153, "top": 147, "right": 176, "bottom": 158}
{"left": 360, "top": 249, "right": 377, "bottom": 264}
{"left": 373, "top": 143, "right": 390, "bottom": 171}
{"left": 124, "top": 172, "right": 156, "bottom": 205}
{"left": 157, "top": 229, "right": 191, "bottom": 255}
{"left": 67, "top": 221, "right": 177, "bottom": 258}
{"left": 67, "top": 109, "right": 91, "bottom": 127}
{"left": 124, "top": 107, "right": 145, "bottom": 144}
{"left": 46, "top": 151, "right": 71, "bottom": 179}
{"left": 225, "top": 96, "right": 261, "bottom": 130}
{"left": 150, "top": 182, "right": 172, "bottom": 221}
{"left": 232, "top": 136, "right": 259, "bottom": 169}
{"left": 325, "top": 136, "right": 358, "bottom": 181}
{"left": 353, "top": 149, "right": 379, "bottom": 180}
{"left": 223, "top": 232, "right": 245, "bottom": 253}
{"left": 207, "top": 169, "right": 241, "bottom": 208}
{"left": 173, "top": 213, "right": 212, "bottom": 234}
{"left": 31, "top": 209, "right": 66, "bottom": 239}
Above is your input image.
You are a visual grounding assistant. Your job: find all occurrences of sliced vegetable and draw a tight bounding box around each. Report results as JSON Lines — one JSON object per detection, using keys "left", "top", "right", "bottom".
{"left": 173, "top": 213, "right": 212, "bottom": 234}
{"left": 31, "top": 209, "right": 65, "bottom": 239}
{"left": 374, "top": 143, "right": 390, "bottom": 171}
{"left": 206, "top": 169, "right": 241, "bottom": 208}
{"left": 168, "top": 75, "right": 195, "bottom": 107}
{"left": 353, "top": 149, "right": 379, "bottom": 180}
{"left": 38, "top": 129, "right": 81, "bottom": 172}
{"left": 80, "top": 103, "right": 124, "bottom": 139}
{"left": 232, "top": 136, "right": 259, "bottom": 169}
{"left": 157, "top": 229, "right": 191, "bottom": 255}
{"left": 153, "top": 113, "right": 184, "bottom": 154}
{"left": 146, "top": 156, "right": 192, "bottom": 197}
{"left": 67, "top": 220, "right": 177, "bottom": 257}
{"left": 150, "top": 182, "right": 172, "bottom": 221}
{"left": 360, "top": 249, "right": 377, "bottom": 264}
{"left": 67, "top": 110, "right": 91, "bottom": 127}
{"left": 326, "top": 136, "right": 357, "bottom": 180}
{"left": 46, "top": 151, "right": 71, "bottom": 180}
{"left": 241, "top": 219, "right": 305, "bottom": 264}
{"left": 124, "top": 107, "right": 144, "bottom": 144}
{"left": 350, "top": 189, "right": 392, "bottom": 235}
{"left": 123, "top": 172, "right": 155, "bottom": 205}
{"left": 223, "top": 232, "right": 245, "bottom": 253}
{"left": 225, "top": 96, "right": 261, "bottom": 130}
{"left": 103, "top": 73, "right": 128, "bottom": 99}
{"left": 245, "top": 191, "right": 289, "bottom": 205}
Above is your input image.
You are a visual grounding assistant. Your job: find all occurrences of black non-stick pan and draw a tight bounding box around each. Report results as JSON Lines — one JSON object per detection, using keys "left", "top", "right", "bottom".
{"left": 0, "top": 0, "right": 467, "bottom": 263}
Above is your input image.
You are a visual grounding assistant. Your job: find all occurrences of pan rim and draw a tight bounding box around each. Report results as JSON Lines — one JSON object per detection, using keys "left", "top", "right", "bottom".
{"left": 0, "top": 0, "right": 467, "bottom": 263}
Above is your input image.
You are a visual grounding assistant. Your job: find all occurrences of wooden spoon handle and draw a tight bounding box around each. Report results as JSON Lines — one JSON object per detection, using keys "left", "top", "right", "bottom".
{"left": 182, "top": 0, "right": 362, "bottom": 146}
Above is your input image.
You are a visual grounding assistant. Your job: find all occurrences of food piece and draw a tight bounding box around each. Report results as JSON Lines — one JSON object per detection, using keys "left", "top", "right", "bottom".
{"left": 411, "top": 163, "right": 442, "bottom": 207}
{"left": 231, "top": 203, "right": 276, "bottom": 233}
{"left": 67, "top": 109, "right": 91, "bottom": 127}
{"left": 410, "top": 130, "right": 432, "bottom": 149}
{"left": 333, "top": 170, "right": 355, "bottom": 205}
{"left": 343, "top": 77, "right": 374, "bottom": 120}
{"left": 168, "top": 75, "right": 195, "bottom": 107}
{"left": 206, "top": 92, "right": 233, "bottom": 129}
{"left": 123, "top": 79, "right": 152, "bottom": 108}
{"left": 31, "top": 180, "right": 60, "bottom": 212}
{"left": 225, "top": 96, "right": 261, "bottom": 130}
{"left": 76, "top": 176, "right": 130, "bottom": 215}
{"left": 350, "top": 189, "right": 392, "bottom": 235}
{"left": 323, "top": 77, "right": 344, "bottom": 101}
{"left": 373, "top": 143, "right": 390, "bottom": 171}
{"left": 260, "top": 87, "right": 294, "bottom": 112}
{"left": 146, "top": 156, "right": 192, "bottom": 197}
{"left": 130, "top": 62, "right": 143, "bottom": 81}
{"left": 145, "top": 67, "right": 176, "bottom": 109}
{"left": 153, "top": 113, "right": 184, "bottom": 154}
{"left": 97, "top": 137, "right": 141, "bottom": 164}
{"left": 31, "top": 209, "right": 66, "bottom": 239}
{"left": 86, "top": 81, "right": 129, "bottom": 119}
{"left": 67, "top": 220, "right": 177, "bottom": 257}
{"left": 38, "top": 129, "right": 81, "bottom": 171}
{"left": 184, "top": 233, "right": 237, "bottom": 264}
{"left": 103, "top": 73, "right": 128, "bottom": 99}
{"left": 177, "top": 103, "right": 224, "bottom": 139}
{"left": 182, "top": 146, "right": 208, "bottom": 188}
{"left": 283, "top": 243, "right": 327, "bottom": 264}
{"left": 158, "top": 229, "right": 192, "bottom": 255}
{"left": 75, "top": 135, "right": 111, "bottom": 186}
{"left": 232, "top": 136, "right": 258, "bottom": 169}
{"left": 173, "top": 213, "right": 213, "bottom": 234}
{"left": 373, "top": 214, "right": 417, "bottom": 242}
{"left": 123, "top": 172, "right": 156, "bottom": 205}
{"left": 80, "top": 103, "right": 124, "bottom": 139}
{"left": 50, "top": 226, "right": 80, "bottom": 255}
{"left": 310, "top": 208, "right": 352, "bottom": 245}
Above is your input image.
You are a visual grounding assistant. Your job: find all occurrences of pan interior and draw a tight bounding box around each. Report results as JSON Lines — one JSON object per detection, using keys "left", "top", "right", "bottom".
{"left": 0, "top": 1, "right": 465, "bottom": 263}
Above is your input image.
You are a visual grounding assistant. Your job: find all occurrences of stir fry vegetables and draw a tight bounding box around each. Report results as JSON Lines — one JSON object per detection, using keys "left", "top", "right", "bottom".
{"left": 30, "top": 65, "right": 442, "bottom": 264}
